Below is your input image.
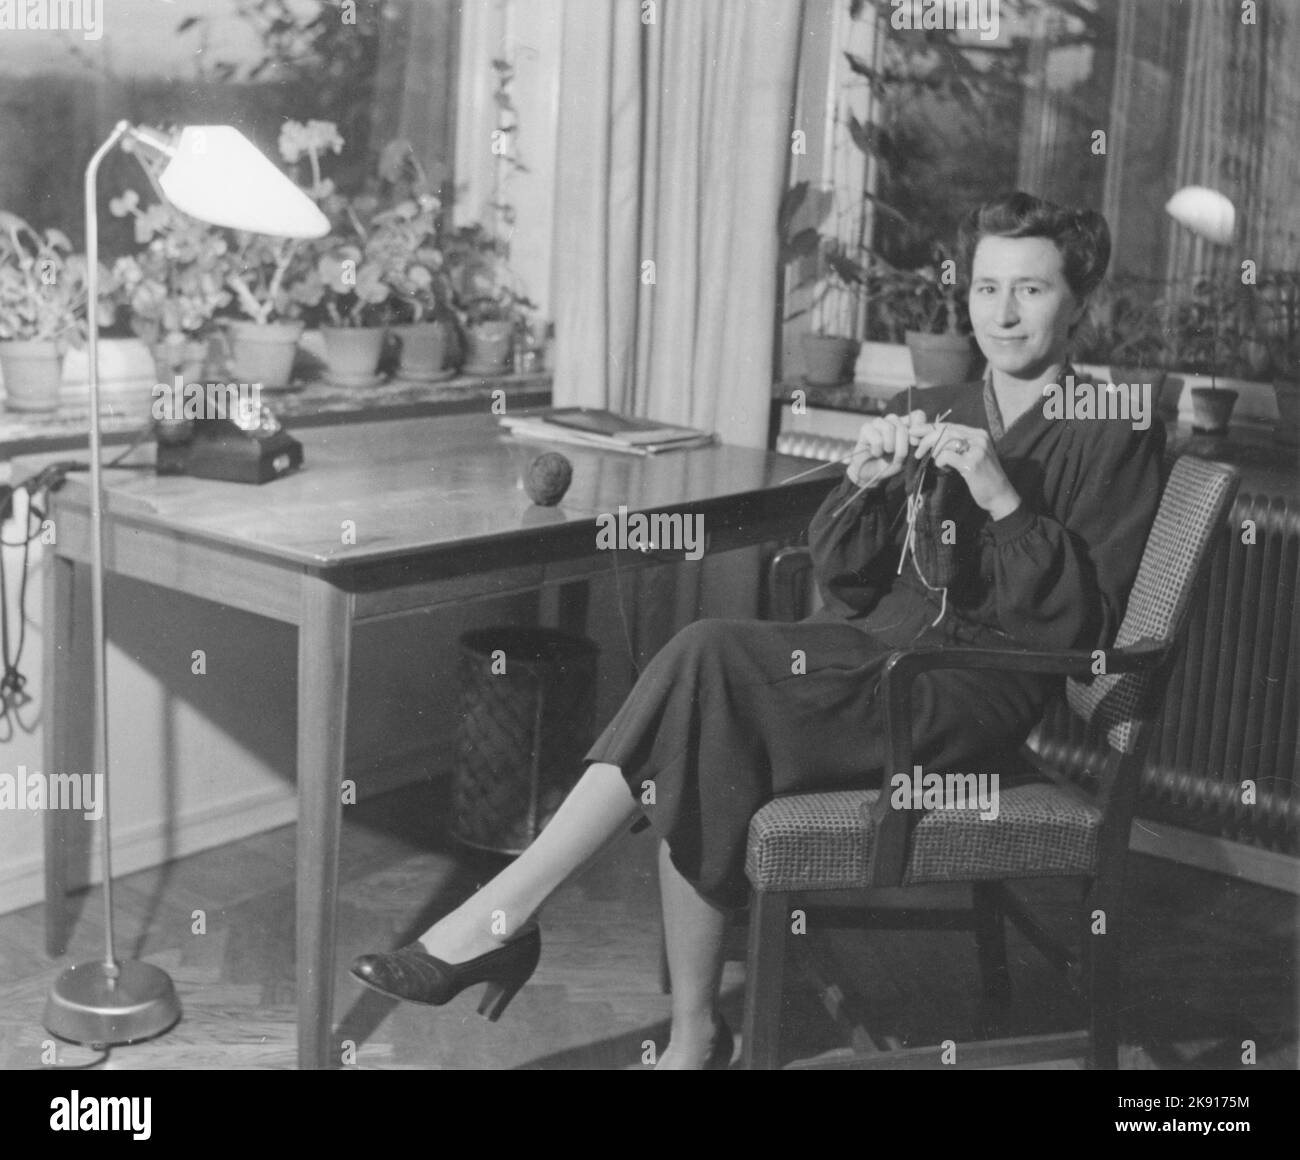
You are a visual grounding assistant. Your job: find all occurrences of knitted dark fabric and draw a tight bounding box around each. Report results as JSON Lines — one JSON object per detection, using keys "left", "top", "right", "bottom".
{"left": 900, "top": 456, "right": 978, "bottom": 591}
{"left": 584, "top": 376, "right": 1165, "bottom": 907}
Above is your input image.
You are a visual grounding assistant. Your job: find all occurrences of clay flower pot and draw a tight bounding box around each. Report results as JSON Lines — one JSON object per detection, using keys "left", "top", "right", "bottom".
{"left": 801, "top": 334, "right": 859, "bottom": 386}
{"left": 463, "top": 320, "right": 514, "bottom": 376}
{"left": 1189, "top": 386, "right": 1238, "bottom": 434}
{"left": 60, "top": 337, "right": 157, "bottom": 415}
{"left": 224, "top": 320, "right": 304, "bottom": 391}
{"left": 321, "top": 325, "right": 387, "bottom": 386}
{"left": 906, "top": 330, "right": 977, "bottom": 387}
{"left": 0, "top": 338, "right": 63, "bottom": 412}
{"left": 151, "top": 335, "right": 210, "bottom": 385}
{"left": 392, "top": 320, "right": 454, "bottom": 381}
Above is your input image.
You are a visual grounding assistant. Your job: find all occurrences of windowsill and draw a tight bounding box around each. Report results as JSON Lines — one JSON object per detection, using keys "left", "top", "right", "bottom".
{"left": 772, "top": 380, "right": 1300, "bottom": 490}
{"left": 0, "top": 371, "right": 553, "bottom": 458}
{"left": 772, "top": 379, "right": 896, "bottom": 415}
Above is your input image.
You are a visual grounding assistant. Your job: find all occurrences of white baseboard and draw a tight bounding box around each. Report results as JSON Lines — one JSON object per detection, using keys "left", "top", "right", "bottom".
{"left": 0, "top": 745, "right": 443, "bottom": 915}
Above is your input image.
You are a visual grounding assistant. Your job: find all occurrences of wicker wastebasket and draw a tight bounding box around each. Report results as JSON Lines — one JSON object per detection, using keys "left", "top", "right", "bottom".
{"left": 452, "top": 626, "right": 599, "bottom": 854}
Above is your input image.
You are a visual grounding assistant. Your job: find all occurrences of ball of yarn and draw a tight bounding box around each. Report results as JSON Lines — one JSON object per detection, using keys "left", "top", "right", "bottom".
{"left": 524, "top": 452, "right": 573, "bottom": 506}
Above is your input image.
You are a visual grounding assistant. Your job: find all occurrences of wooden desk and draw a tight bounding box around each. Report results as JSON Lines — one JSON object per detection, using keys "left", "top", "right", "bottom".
{"left": 35, "top": 412, "right": 835, "bottom": 1068}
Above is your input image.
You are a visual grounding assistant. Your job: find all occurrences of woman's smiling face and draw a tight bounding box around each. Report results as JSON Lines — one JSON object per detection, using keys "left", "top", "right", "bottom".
{"left": 968, "top": 235, "right": 1085, "bottom": 382}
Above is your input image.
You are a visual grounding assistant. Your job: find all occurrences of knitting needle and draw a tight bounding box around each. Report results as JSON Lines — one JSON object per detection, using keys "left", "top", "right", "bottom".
{"left": 828, "top": 462, "right": 892, "bottom": 519}
{"left": 826, "top": 407, "right": 954, "bottom": 519}
{"left": 782, "top": 406, "right": 957, "bottom": 486}
{"left": 913, "top": 408, "right": 954, "bottom": 467}
{"left": 895, "top": 407, "right": 953, "bottom": 574}
{"left": 779, "top": 448, "right": 864, "bottom": 485}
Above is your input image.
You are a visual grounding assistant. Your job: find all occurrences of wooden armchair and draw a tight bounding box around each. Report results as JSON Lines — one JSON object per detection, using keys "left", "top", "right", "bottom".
{"left": 740, "top": 454, "right": 1240, "bottom": 1069}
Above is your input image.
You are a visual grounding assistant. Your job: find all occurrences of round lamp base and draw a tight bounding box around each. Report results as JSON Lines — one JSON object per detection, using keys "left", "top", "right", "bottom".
{"left": 44, "top": 960, "right": 181, "bottom": 1047}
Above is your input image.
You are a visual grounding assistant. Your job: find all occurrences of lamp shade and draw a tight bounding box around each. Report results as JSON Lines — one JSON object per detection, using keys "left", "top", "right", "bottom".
{"left": 158, "top": 126, "right": 330, "bottom": 239}
{"left": 1164, "top": 185, "right": 1236, "bottom": 246}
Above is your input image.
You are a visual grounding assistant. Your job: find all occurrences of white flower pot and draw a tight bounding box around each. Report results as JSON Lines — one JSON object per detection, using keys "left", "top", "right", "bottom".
{"left": 224, "top": 320, "right": 304, "bottom": 391}
{"left": 801, "top": 334, "right": 859, "bottom": 386}
{"left": 0, "top": 339, "right": 62, "bottom": 412}
{"left": 321, "top": 325, "right": 387, "bottom": 387}
{"left": 906, "top": 330, "right": 978, "bottom": 387}
{"left": 392, "top": 320, "right": 454, "bottom": 381}
{"left": 59, "top": 337, "right": 157, "bottom": 414}
{"left": 463, "top": 321, "right": 514, "bottom": 376}
{"left": 854, "top": 340, "right": 913, "bottom": 397}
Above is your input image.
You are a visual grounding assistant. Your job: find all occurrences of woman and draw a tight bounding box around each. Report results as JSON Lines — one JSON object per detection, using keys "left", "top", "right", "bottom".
{"left": 351, "top": 192, "right": 1166, "bottom": 1068}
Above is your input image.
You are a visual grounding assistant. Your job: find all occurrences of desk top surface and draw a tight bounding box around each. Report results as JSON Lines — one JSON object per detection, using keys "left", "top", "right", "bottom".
{"left": 31, "top": 412, "right": 832, "bottom": 570}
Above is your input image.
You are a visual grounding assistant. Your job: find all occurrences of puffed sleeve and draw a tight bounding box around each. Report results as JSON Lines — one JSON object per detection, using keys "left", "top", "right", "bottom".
{"left": 988, "top": 420, "right": 1165, "bottom": 650}
{"left": 808, "top": 463, "right": 908, "bottom": 617}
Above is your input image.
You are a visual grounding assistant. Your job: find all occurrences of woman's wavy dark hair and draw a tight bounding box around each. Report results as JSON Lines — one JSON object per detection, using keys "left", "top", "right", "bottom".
{"left": 956, "top": 192, "right": 1111, "bottom": 300}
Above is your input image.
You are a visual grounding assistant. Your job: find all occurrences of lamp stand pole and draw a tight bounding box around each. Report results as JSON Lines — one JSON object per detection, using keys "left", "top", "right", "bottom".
{"left": 43, "top": 121, "right": 181, "bottom": 1048}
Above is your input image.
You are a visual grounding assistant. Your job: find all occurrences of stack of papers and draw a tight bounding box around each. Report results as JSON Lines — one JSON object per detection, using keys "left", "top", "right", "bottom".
{"left": 499, "top": 407, "right": 716, "bottom": 455}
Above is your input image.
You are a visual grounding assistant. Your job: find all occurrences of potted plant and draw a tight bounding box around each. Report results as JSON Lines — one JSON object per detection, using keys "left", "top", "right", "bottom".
{"left": 1150, "top": 274, "right": 1245, "bottom": 434}
{"left": 368, "top": 141, "right": 457, "bottom": 381}
{"left": 783, "top": 204, "right": 974, "bottom": 387}
{"left": 1154, "top": 273, "right": 1253, "bottom": 434}
{"left": 446, "top": 221, "right": 535, "bottom": 376}
{"left": 800, "top": 245, "right": 864, "bottom": 386}
{"left": 898, "top": 245, "right": 977, "bottom": 387}
{"left": 221, "top": 231, "right": 318, "bottom": 390}
{"left": 458, "top": 290, "right": 523, "bottom": 376}
{"left": 302, "top": 237, "right": 392, "bottom": 385}
{"left": 781, "top": 126, "right": 978, "bottom": 387}
{"left": 780, "top": 183, "right": 856, "bottom": 385}
{"left": 107, "top": 189, "right": 231, "bottom": 386}
{"left": 0, "top": 213, "right": 99, "bottom": 412}
{"left": 217, "top": 120, "right": 345, "bottom": 390}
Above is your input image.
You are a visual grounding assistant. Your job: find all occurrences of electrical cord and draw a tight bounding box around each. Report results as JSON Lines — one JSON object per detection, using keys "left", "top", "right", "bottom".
{"left": 0, "top": 459, "right": 95, "bottom": 724}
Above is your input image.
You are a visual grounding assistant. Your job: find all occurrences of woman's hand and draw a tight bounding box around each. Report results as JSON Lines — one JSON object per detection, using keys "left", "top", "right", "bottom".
{"left": 846, "top": 410, "right": 928, "bottom": 488}
{"left": 912, "top": 421, "right": 1021, "bottom": 520}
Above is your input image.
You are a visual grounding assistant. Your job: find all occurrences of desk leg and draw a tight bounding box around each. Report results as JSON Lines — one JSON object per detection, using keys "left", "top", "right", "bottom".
{"left": 296, "top": 574, "right": 353, "bottom": 1070}
{"left": 43, "top": 554, "right": 90, "bottom": 957}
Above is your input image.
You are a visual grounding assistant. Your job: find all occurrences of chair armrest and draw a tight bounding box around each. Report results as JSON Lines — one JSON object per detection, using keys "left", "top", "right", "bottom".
{"left": 868, "top": 638, "right": 1170, "bottom": 886}
{"left": 767, "top": 545, "right": 814, "bottom": 622}
{"left": 881, "top": 638, "right": 1169, "bottom": 684}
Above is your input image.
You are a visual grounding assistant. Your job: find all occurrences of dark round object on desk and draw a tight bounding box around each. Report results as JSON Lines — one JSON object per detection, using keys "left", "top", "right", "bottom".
{"left": 525, "top": 451, "right": 573, "bottom": 506}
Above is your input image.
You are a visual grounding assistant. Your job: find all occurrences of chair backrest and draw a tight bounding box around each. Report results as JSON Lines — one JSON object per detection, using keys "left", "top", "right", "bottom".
{"left": 1065, "top": 455, "right": 1240, "bottom": 755}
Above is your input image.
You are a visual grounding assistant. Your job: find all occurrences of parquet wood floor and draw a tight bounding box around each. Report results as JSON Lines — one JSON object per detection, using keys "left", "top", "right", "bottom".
{"left": 1, "top": 780, "right": 1294, "bottom": 1069}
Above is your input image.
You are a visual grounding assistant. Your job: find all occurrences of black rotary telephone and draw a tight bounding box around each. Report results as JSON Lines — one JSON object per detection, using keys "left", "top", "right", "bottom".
{"left": 154, "top": 396, "right": 303, "bottom": 484}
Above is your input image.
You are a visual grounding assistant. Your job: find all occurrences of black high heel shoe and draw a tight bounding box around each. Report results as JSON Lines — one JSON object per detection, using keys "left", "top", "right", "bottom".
{"left": 350, "top": 924, "right": 541, "bottom": 1020}
{"left": 706, "top": 1016, "right": 734, "bottom": 1070}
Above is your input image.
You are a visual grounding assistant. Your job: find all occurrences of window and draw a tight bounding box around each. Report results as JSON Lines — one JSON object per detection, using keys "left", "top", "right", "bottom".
{"left": 0, "top": 0, "right": 458, "bottom": 259}
{"left": 783, "top": 0, "right": 1300, "bottom": 381}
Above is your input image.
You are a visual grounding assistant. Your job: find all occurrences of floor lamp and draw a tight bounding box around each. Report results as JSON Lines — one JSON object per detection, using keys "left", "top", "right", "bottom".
{"left": 1165, "top": 184, "right": 1237, "bottom": 390}
{"left": 43, "top": 123, "right": 328, "bottom": 1048}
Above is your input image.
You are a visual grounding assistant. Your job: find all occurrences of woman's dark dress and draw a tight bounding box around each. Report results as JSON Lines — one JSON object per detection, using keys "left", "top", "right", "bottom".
{"left": 583, "top": 378, "right": 1166, "bottom": 907}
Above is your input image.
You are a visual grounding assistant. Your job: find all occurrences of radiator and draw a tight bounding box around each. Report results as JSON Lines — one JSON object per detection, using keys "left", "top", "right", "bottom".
{"left": 774, "top": 432, "right": 1300, "bottom": 860}
{"left": 1033, "top": 488, "right": 1300, "bottom": 858}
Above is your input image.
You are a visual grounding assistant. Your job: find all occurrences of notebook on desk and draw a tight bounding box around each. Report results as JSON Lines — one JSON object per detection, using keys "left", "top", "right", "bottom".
{"left": 499, "top": 407, "right": 716, "bottom": 454}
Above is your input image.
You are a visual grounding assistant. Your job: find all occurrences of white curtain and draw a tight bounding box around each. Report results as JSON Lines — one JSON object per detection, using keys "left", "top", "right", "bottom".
{"left": 1167, "top": 0, "right": 1300, "bottom": 282}
{"left": 551, "top": 0, "right": 807, "bottom": 449}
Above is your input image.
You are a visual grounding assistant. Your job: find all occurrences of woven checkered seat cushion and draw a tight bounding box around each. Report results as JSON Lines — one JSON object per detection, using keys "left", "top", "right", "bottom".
{"left": 745, "top": 782, "right": 1101, "bottom": 892}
